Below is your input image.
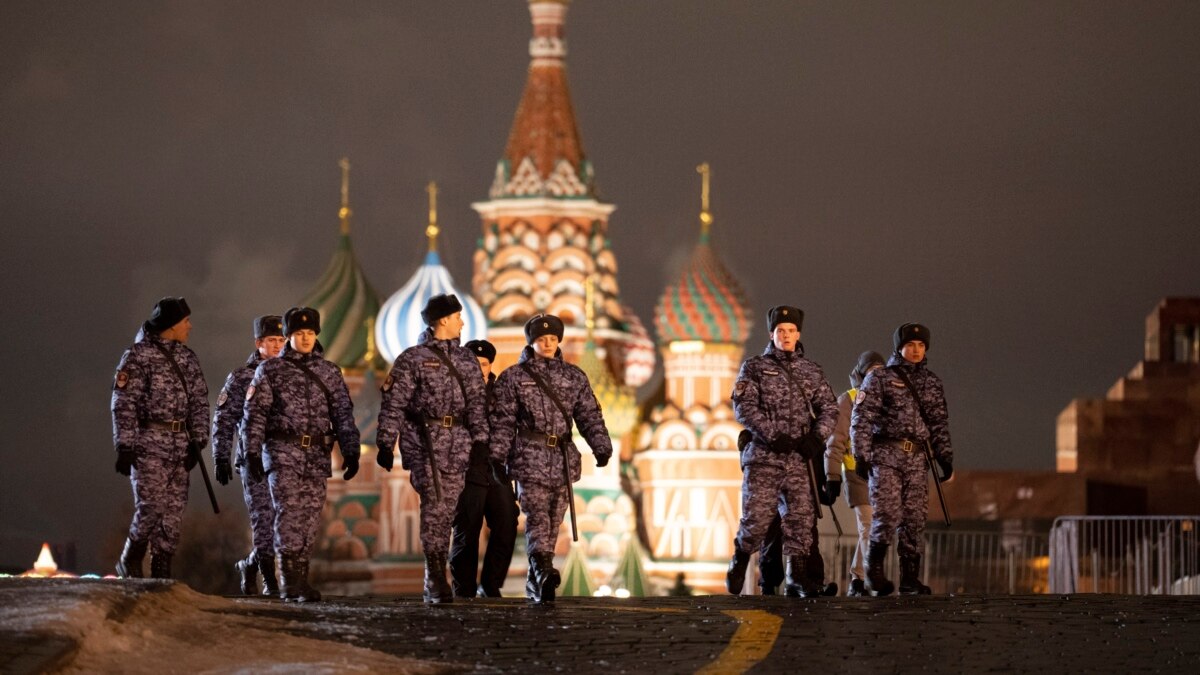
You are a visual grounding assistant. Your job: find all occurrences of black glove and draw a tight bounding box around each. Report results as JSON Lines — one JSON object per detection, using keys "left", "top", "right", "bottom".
{"left": 595, "top": 453, "right": 611, "bottom": 468}
{"left": 489, "top": 459, "right": 510, "bottom": 484}
{"left": 937, "top": 457, "right": 953, "bottom": 483}
{"left": 821, "top": 479, "right": 841, "bottom": 506}
{"left": 854, "top": 457, "right": 870, "bottom": 481}
{"left": 471, "top": 441, "right": 490, "bottom": 464}
{"left": 183, "top": 451, "right": 198, "bottom": 472}
{"left": 214, "top": 458, "right": 232, "bottom": 486}
{"left": 342, "top": 456, "right": 359, "bottom": 481}
{"left": 115, "top": 448, "right": 135, "bottom": 476}
{"left": 376, "top": 447, "right": 394, "bottom": 472}
{"left": 246, "top": 454, "right": 265, "bottom": 482}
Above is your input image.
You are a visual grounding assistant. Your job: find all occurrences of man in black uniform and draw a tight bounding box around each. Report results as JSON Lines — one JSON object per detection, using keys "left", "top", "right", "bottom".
{"left": 449, "top": 339, "right": 519, "bottom": 597}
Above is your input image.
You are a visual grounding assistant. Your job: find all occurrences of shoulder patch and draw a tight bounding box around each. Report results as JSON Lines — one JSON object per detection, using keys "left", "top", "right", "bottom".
{"left": 854, "top": 389, "right": 867, "bottom": 406}
{"left": 216, "top": 389, "right": 228, "bottom": 406}
{"left": 381, "top": 374, "right": 394, "bottom": 392}
{"left": 115, "top": 370, "right": 128, "bottom": 389}
{"left": 245, "top": 384, "right": 256, "bottom": 401}
{"left": 734, "top": 381, "right": 747, "bottom": 395}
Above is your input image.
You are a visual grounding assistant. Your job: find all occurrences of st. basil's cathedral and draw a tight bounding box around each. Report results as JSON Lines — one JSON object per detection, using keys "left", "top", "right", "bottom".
{"left": 299, "top": 0, "right": 752, "bottom": 595}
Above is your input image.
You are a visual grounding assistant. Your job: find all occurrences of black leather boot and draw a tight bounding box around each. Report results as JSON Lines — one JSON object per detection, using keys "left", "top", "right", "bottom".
{"left": 257, "top": 552, "right": 279, "bottom": 596}
{"left": 784, "top": 555, "right": 822, "bottom": 597}
{"left": 423, "top": 552, "right": 453, "bottom": 604}
{"left": 527, "top": 551, "right": 559, "bottom": 604}
{"left": 725, "top": 547, "right": 751, "bottom": 595}
{"left": 847, "top": 578, "right": 867, "bottom": 597}
{"left": 150, "top": 552, "right": 172, "bottom": 580}
{"left": 293, "top": 558, "right": 321, "bottom": 603}
{"left": 899, "top": 555, "right": 932, "bottom": 595}
{"left": 116, "top": 538, "right": 148, "bottom": 579}
{"left": 236, "top": 551, "right": 259, "bottom": 596}
{"left": 865, "top": 541, "right": 894, "bottom": 596}
{"left": 279, "top": 554, "right": 299, "bottom": 601}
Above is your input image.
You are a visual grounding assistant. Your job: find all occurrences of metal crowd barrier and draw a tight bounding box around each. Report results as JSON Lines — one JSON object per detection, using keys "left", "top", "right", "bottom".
{"left": 815, "top": 528, "right": 1050, "bottom": 595}
{"left": 1048, "top": 516, "right": 1200, "bottom": 594}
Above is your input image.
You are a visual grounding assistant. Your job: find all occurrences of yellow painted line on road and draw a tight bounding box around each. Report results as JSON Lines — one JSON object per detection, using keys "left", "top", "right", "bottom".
{"left": 696, "top": 610, "right": 782, "bottom": 674}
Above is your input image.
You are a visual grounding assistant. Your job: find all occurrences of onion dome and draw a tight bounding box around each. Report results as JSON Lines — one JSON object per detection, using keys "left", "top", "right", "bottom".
{"left": 559, "top": 543, "right": 596, "bottom": 597}
{"left": 654, "top": 163, "right": 751, "bottom": 345}
{"left": 299, "top": 158, "right": 387, "bottom": 370}
{"left": 579, "top": 279, "right": 637, "bottom": 438}
{"left": 616, "top": 303, "right": 655, "bottom": 388}
{"left": 490, "top": 0, "right": 594, "bottom": 199}
{"left": 376, "top": 182, "right": 487, "bottom": 363}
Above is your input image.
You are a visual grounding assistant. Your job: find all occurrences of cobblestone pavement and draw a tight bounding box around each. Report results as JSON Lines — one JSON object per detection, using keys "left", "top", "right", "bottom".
{"left": 224, "top": 593, "right": 1200, "bottom": 673}
{"left": 5, "top": 579, "right": 1200, "bottom": 673}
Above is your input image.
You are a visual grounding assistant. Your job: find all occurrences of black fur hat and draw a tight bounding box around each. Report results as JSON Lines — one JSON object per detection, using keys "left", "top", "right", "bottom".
{"left": 850, "top": 351, "right": 885, "bottom": 388}
{"left": 465, "top": 339, "right": 497, "bottom": 363}
{"left": 421, "top": 294, "right": 463, "bottom": 326}
{"left": 893, "top": 322, "right": 930, "bottom": 352}
{"left": 283, "top": 307, "right": 321, "bottom": 336}
{"left": 254, "top": 315, "right": 284, "bottom": 339}
{"left": 145, "top": 297, "right": 191, "bottom": 333}
{"left": 524, "top": 314, "right": 565, "bottom": 343}
{"left": 766, "top": 305, "right": 803, "bottom": 333}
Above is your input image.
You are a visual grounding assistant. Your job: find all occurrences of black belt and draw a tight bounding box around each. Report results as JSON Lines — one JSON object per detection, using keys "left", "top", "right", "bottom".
{"left": 422, "top": 414, "right": 460, "bottom": 429}
{"left": 519, "top": 428, "right": 568, "bottom": 448}
{"left": 877, "top": 436, "right": 921, "bottom": 453}
{"left": 267, "top": 431, "right": 334, "bottom": 448}
{"left": 140, "top": 419, "right": 186, "bottom": 433}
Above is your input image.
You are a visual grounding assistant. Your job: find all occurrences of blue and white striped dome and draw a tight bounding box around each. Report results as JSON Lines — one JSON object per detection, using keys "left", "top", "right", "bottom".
{"left": 375, "top": 249, "right": 488, "bottom": 363}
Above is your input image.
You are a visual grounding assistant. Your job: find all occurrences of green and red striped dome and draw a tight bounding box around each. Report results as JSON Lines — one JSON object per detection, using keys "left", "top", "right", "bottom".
{"left": 655, "top": 240, "right": 751, "bottom": 345}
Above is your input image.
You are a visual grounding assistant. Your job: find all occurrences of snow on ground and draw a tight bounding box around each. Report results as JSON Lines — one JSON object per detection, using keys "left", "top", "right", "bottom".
{"left": 0, "top": 579, "right": 445, "bottom": 674}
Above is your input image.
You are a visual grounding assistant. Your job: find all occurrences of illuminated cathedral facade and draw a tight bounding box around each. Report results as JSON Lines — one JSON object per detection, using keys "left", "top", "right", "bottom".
{"left": 302, "top": 0, "right": 748, "bottom": 596}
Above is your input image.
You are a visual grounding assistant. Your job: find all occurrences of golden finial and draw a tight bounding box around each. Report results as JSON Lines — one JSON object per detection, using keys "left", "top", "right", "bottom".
{"left": 425, "top": 181, "right": 440, "bottom": 253}
{"left": 338, "top": 157, "right": 352, "bottom": 235}
{"left": 697, "top": 162, "right": 713, "bottom": 242}
{"left": 584, "top": 275, "right": 596, "bottom": 336}
{"left": 363, "top": 316, "right": 378, "bottom": 366}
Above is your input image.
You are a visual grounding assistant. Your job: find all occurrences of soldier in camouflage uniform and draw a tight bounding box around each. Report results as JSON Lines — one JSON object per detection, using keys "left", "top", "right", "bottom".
{"left": 449, "top": 339, "right": 519, "bottom": 598}
{"left": 727, "top": 305, "right": 837, "bottom": 598}
{"left": 241, "top": 307, "right": 360, "bottom": 603}
{"left": 111, "top": 297, "right": 210, "bottom": 580}
{"left": 489, "top": 314, "right": 613, "bottom": 604}
{"left": 211, "top": 315, "right": 285, "bottom": 596}
{"left": 375, "top": 294, "right": 489, "bottom": 604}
{"left": 825, "top": 350, "right": 885, "bottom": 596}
{"left": 851, "top": 323, "right": 953, "bottom": 596}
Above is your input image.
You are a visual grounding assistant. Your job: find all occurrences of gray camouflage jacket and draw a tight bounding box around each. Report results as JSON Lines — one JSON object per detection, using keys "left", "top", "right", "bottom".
{"left": 111, "top": 329, "right": 209, "bottom": 460}
{"left": 850, "top": 353, "right": 952, "bottom": 468}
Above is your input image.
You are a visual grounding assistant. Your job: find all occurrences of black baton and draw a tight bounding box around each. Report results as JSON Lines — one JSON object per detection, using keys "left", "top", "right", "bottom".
{"left": 923, "top": 441, "right": 951, "bottom": 527}
{"left": 562, "top": 445, "right": 578, "bottom": 542}
{"left": 190, "top": 442, "right": 220, "bottom": 514}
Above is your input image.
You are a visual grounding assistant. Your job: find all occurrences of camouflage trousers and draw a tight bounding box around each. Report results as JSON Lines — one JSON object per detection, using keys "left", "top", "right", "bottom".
{"left": 735, "top": 460, "right": 815, "bottom": 556}
{"left": 127, "top": 454, "right": 190, "bottom": 556}
{"left": 416, "top": 469, "right": 467, "bottom": 556}
{"left": 241, "top": 471, "right": 276, "bottom": 555}
{"left": 868, "top": 446, "right": 928, "bottom": 558}
{"left": 517, "top": 482, "right": 570, "bottom": 556}
{"left": 268, "top": 465, "right": 327, "bottom": 558}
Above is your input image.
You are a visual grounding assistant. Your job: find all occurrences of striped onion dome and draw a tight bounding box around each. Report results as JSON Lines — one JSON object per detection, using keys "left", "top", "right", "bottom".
{"left": 654, "top": 164, "right": 751, "bottom": 345}
{"left": 300, "top": 158, "right": 386, "bottom": 370}
{"left": 376, "top": 183, "right": 485, "bottom": 363}
{"left": 300, "top": 233, "right": 387, "bottom": 370}
{"left": 579, "top": 338, "right": 637, "bottom": 439}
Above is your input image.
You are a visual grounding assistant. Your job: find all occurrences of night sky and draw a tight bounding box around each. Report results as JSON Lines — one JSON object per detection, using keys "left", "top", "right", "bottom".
{"left": 3, "top": 1, "right": 1198, "bottom": 572}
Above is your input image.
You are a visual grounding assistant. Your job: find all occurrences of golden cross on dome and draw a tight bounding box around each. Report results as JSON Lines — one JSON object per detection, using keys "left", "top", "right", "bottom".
{"left": 338, "top": 157, "right": 352, "bottom": 234}
{"left": 697, "top": 162, "right": 713, "bottom": 242}
{"left": 426, "top": 181, "right": 440, "bottom": 252}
